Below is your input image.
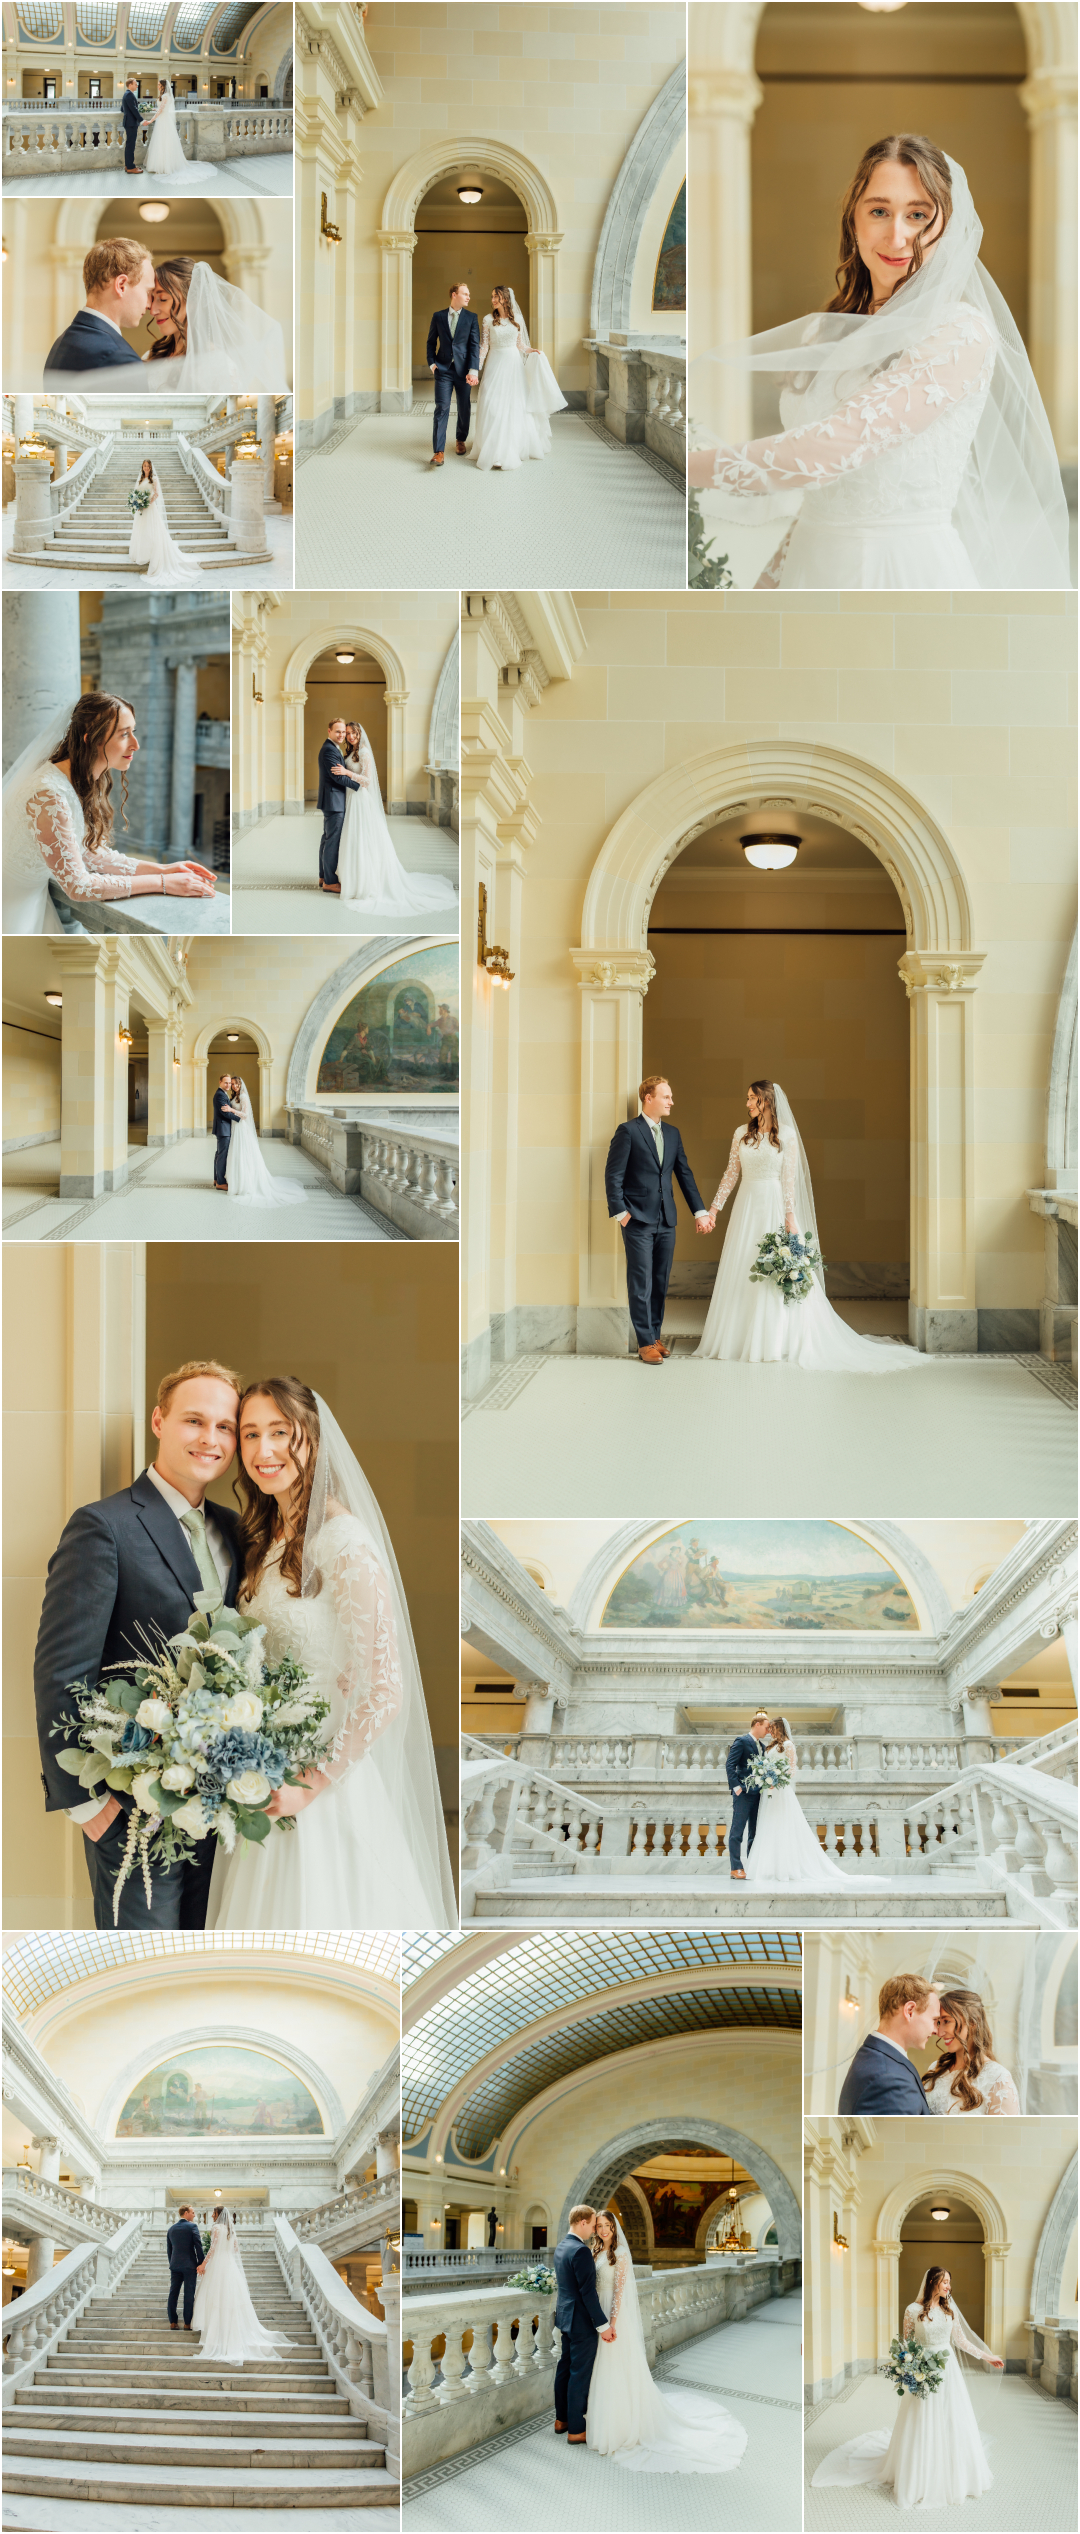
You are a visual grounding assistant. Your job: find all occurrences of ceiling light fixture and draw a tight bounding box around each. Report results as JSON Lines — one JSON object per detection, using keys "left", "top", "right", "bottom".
{"left": 139, "top": 202, "right": 170, "bottom": 223}
{"left": 741, "top": 832, "right": 800, "bottom": 871}
{"left": 930, "top": 2204, "right": 951, "bottom": 2221}
{"left": 457, "top": 184, "right": 483, "bottom": 204}
{"left": 44, "top": 990, "right": 63, "bottom": 1007}
{"left": 335, "top": 649, "right": 355, "bottom": 664}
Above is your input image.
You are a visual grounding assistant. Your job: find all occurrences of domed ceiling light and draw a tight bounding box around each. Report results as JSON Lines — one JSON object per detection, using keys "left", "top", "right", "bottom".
{"left": 930, "top": 2203, "right": 951, "bottom": 2221}
{"left": 457, "top": 182, "right": 483, "bottom": 204}
{"left": 741, "top": 832, "right": 800, "bottom": 871}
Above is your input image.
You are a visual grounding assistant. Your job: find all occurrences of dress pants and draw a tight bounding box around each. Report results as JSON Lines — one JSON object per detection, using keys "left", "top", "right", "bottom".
{"left": 214, "top": 1130, "right": 230, "bottom": 1187}
{"left": 728, "top": 1789, "right": 759, "bottom": 1871}
{"left": 82, "top": 1809, "right": 216, "bottom": 1928}
{"left": 620, "top": 1217, "right": 676, "bottom": 1347}
{"left": 167, "top": 2266, "right": 197, "bottom": 2326}
{"left": 554, "top": 2322, "right": 598, "bottom": 2435}
{"left": 319, "top": 807, "right": 344, "bottom": 885}
{"left": 432, "top": 366, "right": 471, "bottom": 453}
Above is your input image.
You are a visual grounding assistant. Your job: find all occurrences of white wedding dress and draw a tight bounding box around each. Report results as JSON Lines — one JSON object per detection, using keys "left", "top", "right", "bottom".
{"left": 473, "top": 299, "right": 566, "bottom": 471}
{"left": 743, "top": 1737, "right": 885, "bottom": 1888}
{"left": 812, "top": 2291, "right": 996, "bottom": 2507}
{"left": 586, "top": 2226, "right": 747, "bottom": 2474}
{"left": 191, "top": 2215, "right": 293, "bottom": 2365}
{"left": 924, "top": 2058, "right": 1020, "bottom": 2116}
{"left": 226, "top": 1083, "right": 307, "bottom": 1211}
{"left": 128, "top": 474, "right": 205, "bottom": 588}
{"left": 338, "top": 737, "right": 458, "bottom": 915}
{"left": 2, "top": 759, "right": 135, "bottom": 933}
{"left": 696, "top": 1121, "right": 922, "bottom": 1373}
{"left": 141, "top": 82, "right": 197, "bottom": 181}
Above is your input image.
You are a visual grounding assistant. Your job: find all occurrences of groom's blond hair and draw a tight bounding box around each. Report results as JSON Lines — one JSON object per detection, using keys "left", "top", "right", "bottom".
{"left": 84, "top": 238, "right": 151, "bottom": 293}
{"left": 568, "top": 2205, "right": 595, "bottom": 2227}
{"left": 156, "top": 1359, "right": 242, "bottom": 1416}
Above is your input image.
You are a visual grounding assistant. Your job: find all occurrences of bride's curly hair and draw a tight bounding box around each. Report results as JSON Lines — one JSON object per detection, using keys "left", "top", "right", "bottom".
{"left": 918, "top": 2266, "right": 955, "bottom": 2319}
{"left": 148, "top": 253, "right": 194, "bottom": 358}
{"left": 139, "top": 458, "right": 155, "bottom": 481}
{"left": 49, "top": 691, "right": 134, "bottom": 857}
{"left": 828, "top": 134, "right": 953, "bottom": 316}
{"left": 593, "top": 2209, "right": 619, "bottom": 2267}
{"left": 491, "top": 285, "right": 520, "bottom": 331}
{"left": 234, "top": 1375, "right": 322, "bottom": 1605}
{"left": 744, "top": 1080, "right": 781, "bottom": 1149}
{"left": 920, "top": 1988, "right": 994, "bottom": 2114}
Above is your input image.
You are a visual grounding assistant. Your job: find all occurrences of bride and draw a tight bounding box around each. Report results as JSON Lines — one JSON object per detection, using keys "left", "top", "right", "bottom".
{"left": 744, "top": 1717, "right": 884, "bottom": 1889}
{"left": 225, "top": 1079, "right": 307, "bottom": 1212}
{"left": 128, "top": 456, "right": 205, "bottom": 589}
{"left": 812, "top": 2266, "right": 1000, "bottom": 2507}
{"left": 337, "top": 724, "right": 458, "bottom": 916}
{"left": 472, "top": 285, "right": 566, "bottom": 472}
{"left": 689, "top": 136, "right": 1070, "bottom": 591}
{"left": 192, "top": 2209, "right": 293, "bottom": 2366}
{"left": 921, "top": 1990, "right": 1021, "bottom": 2116}
{"left": 2, "top": 691, "right": 216, "bottom": 933}
{"left": 206, "top": 1378, "right": 456, "bottom": 1930}
{"left": 586, "top": 2213, "right": 747, "bottom": 2473}
{"left": 696, "top": 1081, "right": 925, "bottom": 1373}
{"left": 140, "top": 78, "right": 197, "bottom": 182}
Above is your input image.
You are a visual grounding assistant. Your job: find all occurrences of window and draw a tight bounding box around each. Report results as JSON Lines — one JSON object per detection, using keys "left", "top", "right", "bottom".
{"left": 172, "top": 0, "right": 218, "bottom": 48}
{"left": 75, "top": 2, "right": 117, "bottom": 37}
{"left": 126, "top": 1, "right": 169, "bottom": 39}
{"left": 17, "top": 3, "right": 64, "bottom": 37}
{"left": 211, "top": 1, "right": 262, "bottom": 50}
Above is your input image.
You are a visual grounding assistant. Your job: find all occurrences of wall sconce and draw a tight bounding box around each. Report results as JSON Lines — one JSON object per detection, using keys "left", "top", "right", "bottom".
{"left": 173, "top": 1051, "right": 181, "bottom": 1068}
{"left": 252, "top": 672, "right": 263, "bottom": 704}
{"left": 833, "top": 2213, "right": 848, "bottom": 2250}
{"left": 118, "top": 1024, "right": 133, "bottom": 1045}
{"left": 840, "top": 1977, "right": 859, "bottom": 2014}
{"left": 477, "top": 882, "right": 514, "bottom": 988}
{"left": 320, "top": 192, "right": 342, "bottom": 243}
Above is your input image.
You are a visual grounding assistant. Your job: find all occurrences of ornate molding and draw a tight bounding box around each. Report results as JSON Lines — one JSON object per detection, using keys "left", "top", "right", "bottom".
{"left": 569, "top": 947, "right": 656, "bottom": 995}
{"left": 898, "top": 952, "right": 986, "bottom": 998}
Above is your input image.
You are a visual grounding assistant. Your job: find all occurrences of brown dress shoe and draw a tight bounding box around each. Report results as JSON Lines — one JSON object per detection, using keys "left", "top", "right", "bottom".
{"left": 730, "top": 1868, "right": 746, "bottom": 1880}
{"left": 455, "top": 439, "right": 468, "bottom": 454}
{"left": 568, "top": 2431, "right": 587, "bottom": 2443}
{"left": 169, "top": 2320, "right": 179, "bottom": 2330}
{"left": 430, "top": 452, "right": 444, "bottom": 466}
{"left": 638, "top": 1343, "right": 664, "bottom": 1363}
{"left": 322, "top": 881, "right": 341, "bottom": 894}
{"left": 656, "top": 1339, "right": 673, "bottom": 1356}
{"left": 554, "top": 2419, "right": 567, "bottom": 2434}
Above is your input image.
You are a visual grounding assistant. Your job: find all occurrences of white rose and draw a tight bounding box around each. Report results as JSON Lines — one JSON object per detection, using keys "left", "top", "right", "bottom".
{"left": 131, "top": 1773, "right": 162, "bottom": 1813}
{"left": 136, "top": 1696, "right": 172, "bottom": 1733}
{"left": 160, "top": 1762, "right": 196, "bottom": 1793}
{"left": 226, "top": 1769, "right": 271, "bottom": 1807}
{"left": 219, "top": 1691, "right": 264, "bottom": 1732}
{"left": 171, "top": 1796, "right": 211, "bottom": 1839}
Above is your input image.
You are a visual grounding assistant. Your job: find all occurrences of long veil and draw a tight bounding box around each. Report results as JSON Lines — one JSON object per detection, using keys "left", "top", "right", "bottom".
{"left": 908, "top": 2272, "right": 1000, "bottom": 2378}
{"left": 302, "top": 1394, "right": 457, "bottom": 1927}
{"left": 771, "top": 1084, "right": 825, "bottom": 1286}
{"left": 592, "top": 2217, "right": 749, "bottom": 2475}
{"left": 691, "top": 154, "right": 1070, "bottom": 590}
{"left": 508, "top": 285, "right": 567, "bottom": 424}
{"left": 2, "top": 698, "right": 77, "bottom": 803}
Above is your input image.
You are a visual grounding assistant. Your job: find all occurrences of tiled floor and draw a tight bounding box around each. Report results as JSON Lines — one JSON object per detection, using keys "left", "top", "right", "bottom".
{"left": 403, "top": 2295, "right": 802, "bottom": 2534}
{"left": 2, "top": 154, "right": 294, "bottom": 198}
{"left": 2, "top": 1134, "right": 405, "bottom": 1243}
{"left": 231, "top": 813, "right": 460, "bottom": 935}
{"left": 296, "top": 405, "right": 686, "bottom": 591}
{"left": 2, "top": 512, "right": 293, "bottom": 591}
{"left": 804, "top": 2365, "right": 1077, "bottom": 2531}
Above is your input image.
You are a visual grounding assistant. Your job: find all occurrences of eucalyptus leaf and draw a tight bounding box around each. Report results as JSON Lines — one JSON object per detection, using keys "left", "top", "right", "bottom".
{"left": 56, "top": 1747, "right": 88, "bottom": 1776}
{"left": 235, "top": 1809, "right": 272, "bottom": 1843}
{"left": 118, "top": 1682, "right": 145, "bottom": 1718}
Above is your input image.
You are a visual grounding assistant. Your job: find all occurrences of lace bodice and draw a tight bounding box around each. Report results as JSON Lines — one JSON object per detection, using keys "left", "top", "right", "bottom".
{"left": 479, "top": 313, "right": 527, "bottom": 372}
{"left": 901, "top": 2305, "right": 987, "bottom": 2359}
{"left": 708, "top": 307, "right": 995, "bottom": 529}
{"left": 241, "top": 1511, "right": 403, "bottom": 1776}
{"left": 712, "top": 1125, "right": 797, "bottom": 1218}
{"left": 9, "top": 763, "right": 134, "bottom": 903}
{"left": 924, "top": 2058, "right": 1020, "bottom": 2117}
{"left": 596, "top": 2251, "right": 630, "bottom": 2324}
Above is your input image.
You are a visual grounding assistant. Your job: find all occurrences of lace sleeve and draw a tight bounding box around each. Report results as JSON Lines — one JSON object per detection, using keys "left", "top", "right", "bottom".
{"left": 982, "top": 2067, "right": 1020, "bottom": 2116}
{"left": 783, "top": 1738, "right": 797, "bottom": 1780}
{"left": 711, "top": 1128, "right": 744, "bottom": 1213}
{"left": 951, "top": 2316, "right": 991, "bottom": 2360}
{"left": 706, "top": 311, "right": 995, "bottom": 497}
{"left": 902, "top": 2306, "right": 919, "bottom": 2337}
{"left": 478, "top": 314, "right": 493, "bottom": 374}
{"left": 756, "top": 523, "right": 795, "bottom": 589}
{"left": 25, "top": 781, "right": 134, "bottom": 900}
{"left": 610, "top": 2251, "right": 630, "bottom": 2324}
{"left": 780, "top": 1135, "right": 798, "bottom": 1222}
{"left": 314, "top": 1527, "right": 404, "bottom": 1781}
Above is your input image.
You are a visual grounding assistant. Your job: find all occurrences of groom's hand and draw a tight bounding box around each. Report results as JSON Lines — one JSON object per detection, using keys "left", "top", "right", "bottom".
{"left": 82, "top": 1793, "right": 123, "bottom": 1843}
{"left": 600, "top": 2327, "right": 615, "bottom": 2342}
{"left": 466, "top": 370, "right": 479, "bottom": 386}
{"left": 617, "top": 1211, "right": 630, "bottom": 1227}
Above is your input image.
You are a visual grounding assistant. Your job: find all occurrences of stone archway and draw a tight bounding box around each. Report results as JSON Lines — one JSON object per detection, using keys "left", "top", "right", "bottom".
{"left": 558, "top": 2115, "right": 800, "bottom": 2260}
{"left": 428, "top": 631, "right": 459, "bottom": 771}
{"left": 591, "top": 62, "right": 686, "bottom": 336}
{"left": 572, "top": 741, "right": 984, "bottom": 1354}
{"left": 873, "top": 2169, "right": 1010, "bottom": 2362}
{"left": 281, "top": 625, "right": 409, "bottom": 817}
{"left": 377, "top": 139, "right": 561, "bottom": 407}
{"left": 284, "top": 935, "right": 451, "bottom": 1107}
{"left": 97, "top": 2022, "right": 344, "bottom": 2139}
{"left": 1031, "top": 2149, "right": 1077, "bottom": 2321}
{"left": 271, "top": 44, "right": 293, "bottom": 105}
{"left": 192, "top": 1013, "right": 273, "bottom": 1137}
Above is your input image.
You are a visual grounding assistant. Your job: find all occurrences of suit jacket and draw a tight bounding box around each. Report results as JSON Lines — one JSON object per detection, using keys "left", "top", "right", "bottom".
{"left": 553, "top": 2233, "right": 608, "bottom": 2337}
{"left": 121, "top": 89, "right": 143, "bottom": 133}
{"left": 605, "top": 1114, "right": 705, "bottom": 1231}
{"left": 427, "top": 307, "right": 481, "bottom": 375}
{"left": 212, "top": 1086, "right": 240, "bottom": 1144}
{"left": 44, "top": 309, "right": 142, "bottom": 378}
{"left": 838, "top": 2032, "right": 933, "bottom": 2118}
{"left": 316, "top": 737, "right": 360, "bottom": 818}
{"left": 726, "top": 1731, "right": 762, "bottom": 1795}
{"left": 166, "top": 2218, "right": 207, "bottom": 2273}
{"left": 34, "top": 1468, "right": 241, "bottom": 1813}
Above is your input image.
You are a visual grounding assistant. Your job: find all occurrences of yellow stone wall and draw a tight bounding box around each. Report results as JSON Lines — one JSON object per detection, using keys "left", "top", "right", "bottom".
{"left": 2, "top": 1013, "right": 62, "bottom": 1146}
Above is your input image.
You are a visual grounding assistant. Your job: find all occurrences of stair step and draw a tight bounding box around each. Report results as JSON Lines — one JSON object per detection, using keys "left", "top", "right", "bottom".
{"left": 46, "top": 2365, "right": 332, "bottom": 2390}
{"left": 21, "top": 2385, "right": 350, "bottom": 2414}
{"left": 17, "top": 552, "right": 262, "bottom": 574}
{"left": 11, "top": 2407, "right": 365, "bottom": 2445}
{"left": 1, "top": 2461, "right": 400, "bottom": 2508}
{"left": 3, "top": 2427, "right": 385, "bottom": 2469}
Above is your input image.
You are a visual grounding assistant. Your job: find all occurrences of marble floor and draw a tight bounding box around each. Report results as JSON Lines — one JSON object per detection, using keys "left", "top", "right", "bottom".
{"left": 404, "top": 2292, "right": 802, "bottom": 2534}
{"left": 2, "top": 510, "right": 293, "bottom": 591}
{"left": 231, "top": 812, "right": 460, "bottom": 935}
{"left": 2, "top": 1133, "right": 406, "bottom": 1243}
{"left": 462, "top": 1350, "right": 1077, "bottom": 1518}
{"left": 296, "top": 404, "right": 686, "bottom": 591}
{"left": 1, "top": 153, "right": 294, "bottom": 198}
{"left": 805, "top": 2365, "right": 1077, "bottom": 2532}
{"left": 2, "top": 2505, "right": 385, "bottom": 2533}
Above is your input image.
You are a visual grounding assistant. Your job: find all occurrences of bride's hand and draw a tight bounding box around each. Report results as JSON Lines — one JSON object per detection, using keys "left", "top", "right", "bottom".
{"left": 265, "top": 1779, "right": 319, "bottom": 1818}
{"left": 784, "top": 1211, "right": 798, "bottom": 1235}
{"left": 161, "top": 868, "right": 215, "bottom": 896}
{"left": 174, "top": 860, "right": 216, "bottom": 887}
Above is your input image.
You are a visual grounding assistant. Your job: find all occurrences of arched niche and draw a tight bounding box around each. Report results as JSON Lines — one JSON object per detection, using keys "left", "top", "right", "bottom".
{"left": 377, "top": 138, "right": 561, "bottom": 405}
{"left": 98, "top": 2022, "right": 344, "bottom": 2140}
{"left": 591, "top": 62, "right": 686, "bottom": 337}
{"left": 559, "top": 2116, "right": 800, "bottom": 2261}
{"left": 192, "top": 1012, "right": 272, "bottom": 1137}
{"left": 285, "top": 935, "right": 459, "bottom": 1109}
{"left": 572, "top": 741, "right": 984, "bottom": 1355}
{"left": 565, "top": 1515, "right": 955, "bottom": 1637}
{"left": 873, "top": 2169, "right": 1010, "bottom": 2361}
{"left": 281, "top": 624, "right": 409, "bottom": 817}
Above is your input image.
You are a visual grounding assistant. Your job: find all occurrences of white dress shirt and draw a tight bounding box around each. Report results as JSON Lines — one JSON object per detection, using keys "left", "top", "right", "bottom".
{"left": 875, "top": 2030, "right": 912, "bottom": 2060}
{"left": 69, "top": 1468, "right": 230, "bottom": 1827}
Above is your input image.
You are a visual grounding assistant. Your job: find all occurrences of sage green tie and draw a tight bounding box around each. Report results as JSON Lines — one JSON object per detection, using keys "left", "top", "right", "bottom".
{"left": 647, "top": 1116, "right": 663, "bottom": 1167}
{"left": 180, "top": 1505, "right": 222, "bottom": 1611}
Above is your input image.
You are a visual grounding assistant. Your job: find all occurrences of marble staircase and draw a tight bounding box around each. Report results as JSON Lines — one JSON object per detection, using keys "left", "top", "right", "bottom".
{"left": 3, "top": 2238, "right": 398, "bottom": 2511}
{"left": 23, "top": 447, "right": 264, "bottom": 574}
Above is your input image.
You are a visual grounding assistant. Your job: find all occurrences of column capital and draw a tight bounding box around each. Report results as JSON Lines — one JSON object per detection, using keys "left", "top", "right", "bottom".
{"left": 569, "top": 946, "right": 656, "bottom": 997}
{"left": 897, "top": 951, "right": 986, "bottom": 1000}
{"left": 525, "top": 231, "right": 563, "bottom": 254}
{"left": 689, "top": 67, "right": 763, "bottom": 125}
{"left": 375, "top": 228, "right": 417, "bottom": 255}
{"left": 1018, "top": 68, "right": 1078, "bottom": 128}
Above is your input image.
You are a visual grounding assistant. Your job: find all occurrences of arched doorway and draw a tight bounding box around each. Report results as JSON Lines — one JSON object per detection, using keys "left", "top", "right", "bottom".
{"left": 644, "top": 806, "right": 910, "bottom": 1338}
{"left": 206, "top": 1029, "right": 260, "bottom": 1129}
{"left": 874, "top": 2169, "right": 1009, "bottom": 2359}
{"left": 559, "top": 2115, "right": 801, "bottom": 2260}
{"left": 412, "top": 172, "right": 529, "bottom": 386}
{"left": 378, "top": 138, "right": 560, "bottom": 407}
{"left": 193, "top": 1015, "right": 273, "bottom": 1137}
{"left": 900, "top": 2187, "right": 986, "bottom": 2340}
{"left": 281, "top": 627, "right": 409, "bottom": 817}
{"left": 573, "top": 741, "right": 983, "bottom": 1354}
{"left": 301, "top": 643, "right": 388, "bottom": 810}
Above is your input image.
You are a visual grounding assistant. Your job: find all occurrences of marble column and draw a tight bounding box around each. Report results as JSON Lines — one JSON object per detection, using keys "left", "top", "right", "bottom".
{"left": 376, "top": 2131, "right": 399, "bottom": 2181}
{"left": 11, "top": 457, "right": 57, "bottom": 560}
{"left": 1020, "top": 68, "right": 1078, "bottom": 466}
{"left": 144, "top": 1013, "right": 174, "bottom": 1147}
{"left": 168, "top": 660, "right": 199, "bottom": 863}
{"left": 11, "top": 394, "right": 34, "bottom": 445}
{"left": 52, "top": 439, "right": 69, "bottom": 486}
{"left": 34, "top": 2138, "right": 62, "bottom": 2184}
{"left": 688, "top": 11, "right": 762, "bottom": 440}
{"left": 25, "top": 2236, "right": 57, "bottom": 2288}
{"left": 257, "top": 392, "right": 280, "bottom": 511}
{"left": 59, "top": 945, "right": 112, "bottom": 1198}
{"left": 2, "top": 592, "right": 81, "bottom": 771}
{"left": 229, "top": 459, "right": 271, "bottom": 559}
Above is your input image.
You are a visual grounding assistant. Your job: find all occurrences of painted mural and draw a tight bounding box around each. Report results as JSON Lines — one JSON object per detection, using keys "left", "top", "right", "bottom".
{"left": 316, "top": 944, "right": 459, "bottom": 1095}
{"left": 600, "top": 1521, "right": 918, "bottom": 1631}
{"left": 116, "top": 2045, "right": 324, "bottom": 2138}
{"left": 652, "top": 180, "right": 686, "bottom": 311}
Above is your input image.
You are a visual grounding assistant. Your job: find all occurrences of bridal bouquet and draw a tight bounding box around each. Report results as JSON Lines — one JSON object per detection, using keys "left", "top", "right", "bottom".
{"left": 880, "top": 2336, "right": 949, "bottom": 2401}
{"left": 506, "top": 2263, "right": 556, "bottom": 2295}
{"left": 52, "top": 1591, "right": 331, "bottom": 1922}
{"left": 128, "top": 485, "right": 152, "bottom": 515}
{"left": 744, "top": 1748, "right": 792, "bottom": 1795}
{"left": 750, "top": 1228, "right": 824, "bottom": 1305}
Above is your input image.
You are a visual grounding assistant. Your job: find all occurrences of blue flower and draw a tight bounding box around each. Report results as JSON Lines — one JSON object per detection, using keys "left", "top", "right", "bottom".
{"left": 197, "top": 1726, "right": 288, "bottom": 1796}
{"left": 121, "top": 1720, "right": 153, "bottom": 1753}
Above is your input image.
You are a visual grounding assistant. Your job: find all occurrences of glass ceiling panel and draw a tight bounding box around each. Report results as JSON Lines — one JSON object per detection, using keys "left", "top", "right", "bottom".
{"left": 17, "top": 3, "right": 64, "bottom": 35}
{"left": 402, "top": 1933, "right": 464, "bottom": 1989}
{"left": 126, "top": 0, "right": 169, "bottom": 38}
{"left": 172, "top": 0, "right": 217, "bottom": 46}
{"left": 4, "top": 1930, "right": 400, "bottom": 2020}
{"left": 76, "top": 3, "right": 117, "bottom": 36}
{"left": 211, "top": 1, "right": 261, "bottom": 49}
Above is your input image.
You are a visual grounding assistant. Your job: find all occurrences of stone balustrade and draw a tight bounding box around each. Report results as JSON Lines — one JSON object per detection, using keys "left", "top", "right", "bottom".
{"left": 286, "top": 1105, "right": 459, "bottom": 1241}
{"left": 1, "top": 2215, "right": 143, "bottom": 2403}
{"left": 426, "top": 764, "right": 459, "bottom": 832}
{"left": 292, "top": 2174, "right": 399, "bottom": 2252}
{"left": 1010, "top": 1719, "right": 1078, "bottom": 1782}
{"left": 195, "top": 715, "right": 231, "bottom": 769}
{"left": 1025, "top": 2319, "right": 1078, "bottom": 2401}
{"left": 470, "top": 1727, "right": 1035, "bottom": 1787}
{"left": 584, "top": 333, "right": 686, "bottom": 473}
{"left": 905, "top": 1762, "right": 1077, "bottom": 1924}
{"left": 404, "top": 2246, "right": 535, "bottom": 2287}
{"left": 1, "top": 2171, "right": 122, "bottom": 2243}
{"left": 274, "top": 2217, "right": 399, "bottom": 2477}
{"left": 3, "top": 397, "right": 110, "bottom": 454}
{"left": 402, "top": 2258, "right": 796, "bottom": 2475}
{"left": 3, "top": 100, "right": 292, "bottom": 175}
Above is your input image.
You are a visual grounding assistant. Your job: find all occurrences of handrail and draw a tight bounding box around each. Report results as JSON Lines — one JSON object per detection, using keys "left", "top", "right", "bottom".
{"left": 1, "top": 2170, "right": 123, "bottom": 2238}
{"left": 176, "top": 432, "right": 230, "bottom": 517}
{"left": 1, "top": 2215, "right": 144, "bottom": 2405}
{"left": 273, "top": 2215, "right": 397, "bottom": 2472}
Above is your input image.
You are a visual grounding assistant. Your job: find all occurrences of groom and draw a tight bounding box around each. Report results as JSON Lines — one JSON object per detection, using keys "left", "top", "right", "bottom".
{"left": 605, "top": 1074, "right": 713, "bottom": 1363}
{"left": 427, "top": 283, "right": 481, "bottom": 466}
{"left": 167, "top": 2204, "right": 207, "bottom": 2331}
{"left": 553, "top": 2205, "right": 615, "bottom": 2445}
{"left": 44, "top": 238, "right": 154, "bottom": 380}
{"left": 33, "top": 1361, "right": 243, "bottom": 1928}
{"left": 121, "top": 75, "right": 143, "bottom": 174}
{"left": 726, "top": 1711, "right": 770, "bottom": 1880}
{"left": 838, "top": 1974, "right": 940, "bottom": 2115}
{"left": 212, "top": 1073, "right": 242, "bottom": 1192}
{"left": 317, "top": 717, "right": 362, "bottom": 896}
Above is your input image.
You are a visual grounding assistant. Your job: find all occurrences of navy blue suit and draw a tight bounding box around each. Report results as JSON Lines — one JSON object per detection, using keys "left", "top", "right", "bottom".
{"left": 726, "top": 1731, "right": 762, "bottom": 1872}
{"left": 166, "top": 2217, "right": 206, "bottom": 2326}
{"left": 44, "top": 308, "right": 142, "bottom": 381}
{"left": 121, "top": 84, "right": 143, "bottom": 169}
{"left": 605, "top": 1113, "right": 706, "bottom": 1348}
{"left": 316, "top": 737, "right": 360, "bottom": 885}
{"left": 427, "top": 305, "right": 481, "bottom": 453}
{"left": 838, "top": 2033, "right": 933, "bottom": 2117}
{"left": 553, "top": 2232, "right": 609, "bottom": 2435}
{"left": 212, "top": 1084, "right": 240, "bottom": 1187}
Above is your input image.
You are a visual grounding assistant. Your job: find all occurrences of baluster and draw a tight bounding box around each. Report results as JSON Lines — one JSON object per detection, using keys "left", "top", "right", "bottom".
{"left": 435, "top": 2322, "right": 469, "bottom": 2403}
{"left": 468, "top": 2316, "right": 494, "bottom": 2386}
{"left": 405, "top": 2327, "right": 439, "bottom": 2412}
{"left": 489, "top": 2313, "right": 516, "bottom": 2384}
